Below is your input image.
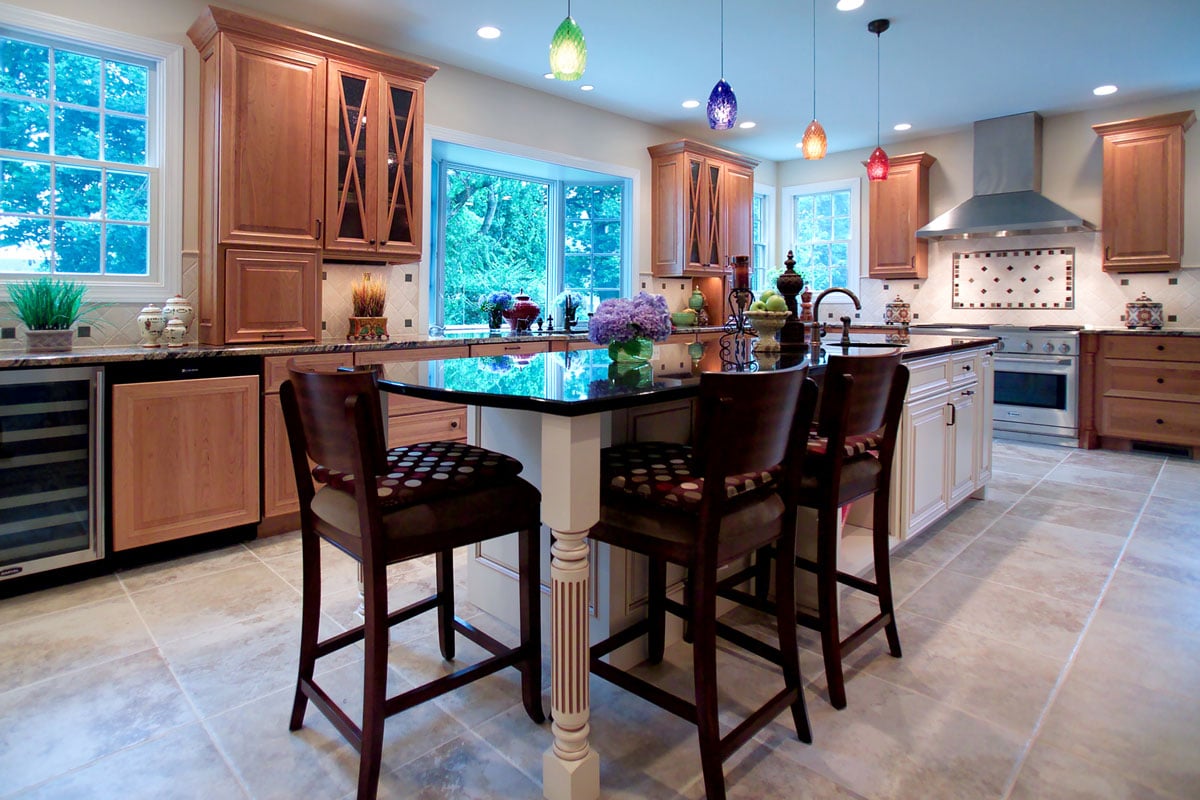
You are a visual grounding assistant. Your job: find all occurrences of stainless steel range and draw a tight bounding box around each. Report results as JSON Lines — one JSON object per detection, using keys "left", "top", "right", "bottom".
{"left": 910, "top": 323, "right": 1081, "bottom": 446}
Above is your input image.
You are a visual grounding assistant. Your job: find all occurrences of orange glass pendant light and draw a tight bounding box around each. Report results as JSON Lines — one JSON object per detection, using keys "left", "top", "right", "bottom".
{"left": 866, "top": 18, "right": 890, "bottom": 181}
{"left": 801, "top": 0, "right": 826, "bottom": 159}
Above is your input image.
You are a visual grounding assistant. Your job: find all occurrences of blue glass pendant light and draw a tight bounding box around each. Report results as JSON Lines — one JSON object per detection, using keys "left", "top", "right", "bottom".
{"left": 707, "top": 0, "right": 737, "bottom": 130}
{"left": 549, "top": 0, "right": 587, "bottom": 81}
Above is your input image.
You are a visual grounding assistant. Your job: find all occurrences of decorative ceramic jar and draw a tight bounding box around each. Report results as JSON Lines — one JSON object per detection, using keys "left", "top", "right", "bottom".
{"left": 161, "top": 294, "right": 195, "bottom": 333}
{"left": 687, "top": 287, "right": 709, "bottom": 326}
{"left": 1125, "top": 292, "right": 1164, "bottom": 329}
{"left": 503, "top": 292, "right": 541, "bottom": 332}
{"left": 162, "top": 317, "right": 188, "bottom": 347}
{"left": 884, "top": 295, "right": 911, "bottom": 326}
{"left": 347, "top": 316, "right": 389, "bottom": 341}
{"left": 137, "top": 304, "right": 166, "bottom": 348}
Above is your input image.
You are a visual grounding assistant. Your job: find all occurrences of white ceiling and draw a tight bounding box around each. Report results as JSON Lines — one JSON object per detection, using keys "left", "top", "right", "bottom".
{"left": 317, "top": 0, "right": 1200, "bottom": 163}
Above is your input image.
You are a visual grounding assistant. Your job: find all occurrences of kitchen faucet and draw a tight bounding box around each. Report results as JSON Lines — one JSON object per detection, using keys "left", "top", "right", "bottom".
{"left": 810, "top": 287, "right": 862, "bottom": 349}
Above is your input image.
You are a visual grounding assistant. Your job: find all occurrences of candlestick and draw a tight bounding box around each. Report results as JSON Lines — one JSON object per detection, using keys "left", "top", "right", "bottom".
{"left": 731, "top": 255, "right": 751, "bottom": 290}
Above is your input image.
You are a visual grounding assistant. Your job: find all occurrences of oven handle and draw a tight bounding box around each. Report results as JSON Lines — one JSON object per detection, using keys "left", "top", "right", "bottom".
{"left": 995, "top": 355, "right": 1075, "bottom": 368}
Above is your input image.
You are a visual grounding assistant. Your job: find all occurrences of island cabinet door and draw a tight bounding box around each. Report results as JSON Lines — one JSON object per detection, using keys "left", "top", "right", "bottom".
{"left": 111, "top": 376, "right": 260, "bottom": 551}
{"left": 901, "top": 392, "right": 952, "bottom": 536}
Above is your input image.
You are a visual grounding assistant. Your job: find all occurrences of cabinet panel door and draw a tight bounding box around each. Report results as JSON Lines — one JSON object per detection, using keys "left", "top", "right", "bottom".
{"left": 112, "top": 376, "right": 260, "bottom": 550}
{"left": 262, "top": 392, "right": 300, "bottom": 518}
{"left": 224, "top": 249, "right": 319, "bottom": 342}
{"left": 1101, "top": 126, "right": 1184, "bottom": 271}
{"left": 377, "top": 73, "right": 423, "bottom": 259}
{"left": 219, "top": 34, "right": 325, "bottom": 247}
{"left": 651, "top": 154, "right": 684, "bottom": 275}
{"left": 905, "top": 394, "right": 951, "bottom": 537}
{"left": 725, "top": 164, "right": 754, "bottom": 264}
{"left": 949, "top": 390, "right": 978, "bottom": 505}
{"left": 324, "top": 61, "right": 377, "bottom": 253}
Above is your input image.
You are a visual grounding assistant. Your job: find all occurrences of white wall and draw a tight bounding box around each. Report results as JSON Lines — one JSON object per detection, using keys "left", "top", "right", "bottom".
{"left": 776, "top": 89, "right": 1200, "bottom": 329}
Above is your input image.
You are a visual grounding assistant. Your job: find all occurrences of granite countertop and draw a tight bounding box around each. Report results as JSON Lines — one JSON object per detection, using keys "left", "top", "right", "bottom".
{"left": 1080, "top": 327, "right": 1200, "bottom": 336}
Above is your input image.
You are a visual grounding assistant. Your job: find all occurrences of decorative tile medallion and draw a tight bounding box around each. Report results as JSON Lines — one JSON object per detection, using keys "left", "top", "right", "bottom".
{"left": 952, "top": 248, "right": 1074, "bottom": 309}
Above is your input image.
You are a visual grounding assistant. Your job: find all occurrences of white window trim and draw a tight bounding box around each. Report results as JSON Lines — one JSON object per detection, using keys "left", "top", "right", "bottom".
{"left": 781, "top": 176, "right": 862, "bottom": 299}
{"left": 424, "top": 125, "right": 639, "bottom": 333}
{"left": 0, "top": 2, "right": 182, "bottom": 303}
{"left": 753, "top": 181, "right": 774, "bottom": 272}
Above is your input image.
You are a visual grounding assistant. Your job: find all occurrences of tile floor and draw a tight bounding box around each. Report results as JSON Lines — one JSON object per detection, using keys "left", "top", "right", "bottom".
{"left": 1, "top": 441, "right": 1198, "bottom": 799}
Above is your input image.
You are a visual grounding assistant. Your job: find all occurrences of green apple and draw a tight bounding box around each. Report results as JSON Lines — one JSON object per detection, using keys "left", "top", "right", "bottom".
{"left": 749, "top": 300, "right": 767, "bottom": 311}
{"left": 759, "top": 289, "right": 776, "bottom": 301}
{"left": 764, "top": 294, "right": 789, "bottom": 312}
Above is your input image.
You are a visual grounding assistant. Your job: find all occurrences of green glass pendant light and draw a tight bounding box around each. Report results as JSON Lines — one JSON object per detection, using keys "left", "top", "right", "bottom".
{"left": 550, "top": 0, "right": 587, "bottom": 81}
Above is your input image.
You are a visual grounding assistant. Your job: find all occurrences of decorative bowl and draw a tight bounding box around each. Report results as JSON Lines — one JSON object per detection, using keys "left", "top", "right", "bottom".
{"left": 671, "top": 310, "right": 698, "bottom": 327}
{"left": 744, "top": 310, "right": 789, "bottom": 351}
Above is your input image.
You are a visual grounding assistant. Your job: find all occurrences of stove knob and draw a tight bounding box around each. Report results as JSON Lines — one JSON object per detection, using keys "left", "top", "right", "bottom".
{"left": 1059, "top": 343, "right": 1072, "bottom": 354}
{"left": 1024, "top": 340, "right": 1034, "bottom": 352}
{"left": 1042, "top": 342, "right": 1055, "bottom": 354}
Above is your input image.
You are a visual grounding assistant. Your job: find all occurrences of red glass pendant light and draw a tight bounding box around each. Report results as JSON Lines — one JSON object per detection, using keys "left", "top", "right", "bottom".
{"left": 867, "top": 18, "right": 890, "bottom": 181}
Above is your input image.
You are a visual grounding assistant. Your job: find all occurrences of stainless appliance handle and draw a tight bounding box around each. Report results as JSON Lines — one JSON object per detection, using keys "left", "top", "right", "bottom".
{"left": 995, "top": 355, "right": 1074, "bottom": 368}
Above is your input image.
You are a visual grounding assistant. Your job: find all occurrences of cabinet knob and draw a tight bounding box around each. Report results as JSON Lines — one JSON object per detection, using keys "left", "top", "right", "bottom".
{"left": 368, "top": 238, "right": 376, "bottom": 245}
{"left": 1157, "top": 377, "right": 1165, "bottom": 384}
{"left": 962, "top": 364, "right": 972, "bottom": 371}
{"left": 1157, "top": 344, "right": 1166, "bottom": 351}
{"left": 450, "top": 420, "right": 459, "bottom": 429}
{"left": 1156, "top": 418, "right": 1165, "bottom": 425}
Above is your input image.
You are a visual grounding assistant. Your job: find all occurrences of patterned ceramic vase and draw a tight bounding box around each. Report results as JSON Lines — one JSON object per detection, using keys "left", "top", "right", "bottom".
{"left": 161, "top": 295, "right": 195, "bottom": 333}
{"left": 884, "top": 295, "right": 911, "bottom": 326}
{"left": 162, "top": 317, "right": 188, "bottom": 347}
{"left": 137, "top": 304, "right": 166, "bottom": 348}
{"left": 1125, "top": 292, "right": 1164, "bottom": 329}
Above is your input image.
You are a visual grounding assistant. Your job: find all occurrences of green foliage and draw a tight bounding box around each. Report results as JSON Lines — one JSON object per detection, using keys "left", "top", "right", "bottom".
{"left": 4, "top": 274, "right": 107, "bottom": 329}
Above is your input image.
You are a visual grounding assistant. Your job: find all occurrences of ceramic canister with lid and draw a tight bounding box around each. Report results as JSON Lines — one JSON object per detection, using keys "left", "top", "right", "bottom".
{"left": 1125, "top": 292, "right": 1164, "bottom": 329}
{"left": 884, "top": 295, "right": 911, "bottom": 326}
{"left": 161, "top": 294, "right": 195, "bottom": 333}
{"left": 137, "top": 304, "right": 166, "bottom": 347}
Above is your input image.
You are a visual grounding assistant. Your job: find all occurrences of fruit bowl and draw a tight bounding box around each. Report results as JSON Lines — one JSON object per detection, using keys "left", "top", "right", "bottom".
{"left": 743, "top": 310, "right": 789, "bottom": 351}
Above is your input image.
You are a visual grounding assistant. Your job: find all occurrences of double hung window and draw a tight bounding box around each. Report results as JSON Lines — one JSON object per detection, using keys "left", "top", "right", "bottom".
{"left": 781, "top": 177, "right": 860, "bottom": 294}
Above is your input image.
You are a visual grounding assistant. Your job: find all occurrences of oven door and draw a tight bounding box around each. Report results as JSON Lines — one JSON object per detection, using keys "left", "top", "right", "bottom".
{"left": 993, "top": 354, "right": 1078, "bottom": 439}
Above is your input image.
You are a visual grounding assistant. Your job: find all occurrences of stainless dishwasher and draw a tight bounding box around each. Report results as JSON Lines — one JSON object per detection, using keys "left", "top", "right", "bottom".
{"left": 0, "top": 366, "right": 105, "bottom": 581}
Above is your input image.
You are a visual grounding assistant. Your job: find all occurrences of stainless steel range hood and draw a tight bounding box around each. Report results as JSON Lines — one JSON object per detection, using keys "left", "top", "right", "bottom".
{"left": 915, "top": 112, "right": 1096, "bottom": 240}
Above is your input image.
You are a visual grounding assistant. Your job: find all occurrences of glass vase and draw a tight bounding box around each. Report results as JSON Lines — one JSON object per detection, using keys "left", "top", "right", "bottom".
{"left": 608, "top": 337, "right": 654, "bottom": 363}
{"left": 488, "top": 309, "right": 503, "bottom": 330}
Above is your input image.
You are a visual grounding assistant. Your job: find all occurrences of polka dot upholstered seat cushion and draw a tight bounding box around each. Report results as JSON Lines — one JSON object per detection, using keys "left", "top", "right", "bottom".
{"left": 807, "top": 428, "right": 885, "bottom": 459}
{"left": 601, "top": 441, "right": 780, "bottom": 511}
{"left": 311, "top": 441, "right": 523, "bottom": 509}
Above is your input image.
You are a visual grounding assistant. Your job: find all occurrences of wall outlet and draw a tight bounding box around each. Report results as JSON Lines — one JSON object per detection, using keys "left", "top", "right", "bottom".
{"left": 77, "top": 325, "right": 91, "bottom": 338}
{"left": 0, "top": 327, "right": 14, "bottom": 339}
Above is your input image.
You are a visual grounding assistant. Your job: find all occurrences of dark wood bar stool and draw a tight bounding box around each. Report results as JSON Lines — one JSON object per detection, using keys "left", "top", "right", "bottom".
{"left": 280, "top": 366, "right": 544, "bottom": 800}
{"left": 588, "top": 367, "right": 819, "bottom": 800}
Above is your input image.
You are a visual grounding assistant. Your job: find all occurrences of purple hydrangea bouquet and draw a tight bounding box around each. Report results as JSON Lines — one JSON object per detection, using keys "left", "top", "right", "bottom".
{"left": 588, "top": 292, "right": 672, "bottom": 362}
{"left": 478, "top": 290, "right": 514, "bottom": 328}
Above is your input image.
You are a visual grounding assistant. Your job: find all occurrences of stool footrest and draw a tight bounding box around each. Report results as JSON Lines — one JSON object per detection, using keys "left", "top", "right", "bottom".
{"left": 590, "top": 656, "right": 698, "bottom": 723}
{"left": 384, "top": 647, "right": 523, "bottom": 717}
{"left": 591, "top": 619, "right": 648, "bottom": 660}
{"left": 840, "top": 613, "right": 891, "bottom": 656}
{"left": 720, "top": 686, "right": 800, "bottom": 759}
{"left": 300, "top": 678, "right": 363, "bottom": 751}
{"left": 315, "top": 594, "right": 438, "bottom": 658}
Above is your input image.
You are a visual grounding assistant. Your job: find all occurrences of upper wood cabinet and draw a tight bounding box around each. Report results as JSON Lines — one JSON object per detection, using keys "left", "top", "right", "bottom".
{"left": 867, "top": 152, "right": 936, "bottom": 279}
{"left": 648, "top": 140, "right": 759, "bottom": 277}
{"left": 1092, "top": 110, "right": 1195, "bottom": 272}
{"left": 324, "top": 62, "right": 426, "bottom": 260}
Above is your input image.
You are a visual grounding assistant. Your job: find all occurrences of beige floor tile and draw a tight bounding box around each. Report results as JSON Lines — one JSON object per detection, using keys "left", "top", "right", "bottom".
{"left": 943, "top": 535, "right": 1116, "bottom": 604}
{"left": 984, "top": 468, "right": 1043, "bottom": 496}
{"left": 841, "top": 613, "right": 1062, "bottom": 737}
{"left": 1006, "top": 495, "right": 1140, "bottom": 538}
{"left": 1036, "top": 670, "right": 1200, "bottom": 799}
{"left": 1071, "top": 606, "right": 1200, "bottom": 701}
{"left": 118, "top": 544, "right": 263, "bottom": 594}
{"left": 1150, "top": 476, "right": 1200, "bottom": 503}
{"left": 1027, "top": 478, "right": 1149, "bottom": 513}
{"left": 0, "top": 594, "right": 154, "bottom": 693}
{"left": 760, "top": 671, "right": 1025, "bottom": 800}
{"left": 1009, "top": 740, "right": 1176, "bottom": 800}
{"left": 1141, "top": 494, "right": 1200, "bottom": 528}
{"left": 982, "top": 512, "right": 1131, "bottom": 550}
{"left": 244, "top": 530, "right": 303, "bottom": 559}
{"left": 376, "top": 732, "right": 542, "bottom": 800}
{"left": 1045, "top": 462, "right": 1159, "bottom": 493}
{"left": 934, "top": 492, "right": 1021, "bottom": 535}
{"left": 1122, "top": 514, "right": 1200, "bottom": 586}
{"left": 1160, "top": 458, "right": 1200, "bottom": 482}
{"left": 903, "top": 570, "right": 1092, "bottom": 662}
{"left": 0, "top": 574, "right": 125, "bottom": 628}
{"left": 259, "top": 540, "right": 363, "bottom": 596}
{"left": 993, "top": 441, "right": 1072, "bottom": 466}
{"left": 892, "top": 527, "right": 978, "bottom": 569}
{"left": 159, "top": 606, "right": 353, "bottom": 719}
{"left": 131, "top": 562, "right": 299, "bottom": 644}
{"left": 0, "top": 650, "right": 195, "bottom": 794}
{"left": 684, "top": 749, "right": 870, "bottom": 800}
{"left": 991, "top": 453, "right": 1060, "bottom": 479}
{"left": 1100, "top": 566, "right": 1200, "bottom": 635}
{"left": 1062, "top": 448, "right": 1165, "bottom": 477}
{"left": 12, "top": 723, "right": 248, "bottom": 800}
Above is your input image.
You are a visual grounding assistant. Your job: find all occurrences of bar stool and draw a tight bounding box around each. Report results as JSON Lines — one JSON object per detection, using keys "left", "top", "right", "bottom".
{"left": 280, "top": 366, "right": 544, "bottom": 800}
{"left": 588, "top": 367, "right": 819, "bottom": 800}
{"left": 727, "top": 352, "right": 909, "bottom": 710}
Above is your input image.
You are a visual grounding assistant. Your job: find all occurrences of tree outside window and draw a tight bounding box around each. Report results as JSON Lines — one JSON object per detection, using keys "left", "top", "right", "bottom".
{"left": 783, "top": 178, "right": 860, "bottom": 294}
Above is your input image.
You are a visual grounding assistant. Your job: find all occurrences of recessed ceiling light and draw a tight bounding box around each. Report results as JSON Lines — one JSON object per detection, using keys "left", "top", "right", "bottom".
{"left": 893, "top": 122, "right": 912, "bottom": 131}
{"left": 544, "top": 72, "right": 555, "bottom": 80}
{"left": 580, "top": 84, "right": 594, "bottom": 91}
{"left": 476, "top": 26, "right": 501, "bottom": 39}
{"left": 739, "top": 121, "right": 756, "bottom": 129}
{"left": 682, "top": 99, "right": 700, "bottom": 109}
{"left": 836, "top": 0, "right": 865, "bottom": 10}
{"left": 1093, "top": 84, "right": 1118, "bottom": 96}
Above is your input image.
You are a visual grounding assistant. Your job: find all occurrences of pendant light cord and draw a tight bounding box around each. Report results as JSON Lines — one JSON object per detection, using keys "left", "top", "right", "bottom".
{"left": 811, "top": 0, "right": 817, "bottom": 120}
{"left": 875, "top": 30, "right": 881, "bottom": 146}
{"left": 720, "top": 0, "right": 725, "bottom": 78}
{"left": 567, "top": 0, "right": 572, "bottom": 18}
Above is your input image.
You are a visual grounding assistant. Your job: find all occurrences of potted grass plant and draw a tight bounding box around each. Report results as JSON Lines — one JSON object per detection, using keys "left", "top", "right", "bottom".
{"left": 348, "top": 274, "right": 389, "bottom": 341}
{"left": 4, "top": 275, "right": 106, "bottom": 352}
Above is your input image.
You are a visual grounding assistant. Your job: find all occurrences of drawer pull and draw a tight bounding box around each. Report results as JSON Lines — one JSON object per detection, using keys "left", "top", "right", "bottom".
{"left": 449, "top": 420, "right": 459, "bottom": 429}
{"left": 962, "top": 364, "right": 972, "bottom": 371}
{"left": 1157, "top": 345, "right": 1165, "bottom": 351}
{"left": 962, "top": 389, "right": 975, "bottom": 396}
{"left": 1157, "top": 419, "right": 1165, "bottom": 425}
{"left": 1157, "top": 377, "right": 1165, "bottom": 384}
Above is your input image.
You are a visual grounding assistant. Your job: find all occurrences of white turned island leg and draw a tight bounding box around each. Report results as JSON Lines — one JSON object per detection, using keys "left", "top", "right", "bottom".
{"left": 540, "top": 414, "right": 601, "bottom": 800}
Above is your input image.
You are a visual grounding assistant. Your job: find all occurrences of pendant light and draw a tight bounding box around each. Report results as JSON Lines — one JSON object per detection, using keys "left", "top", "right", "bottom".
{"left": 706, "top": 0, "right": 737, "bottom": 130}
{"left": 800, "top": 0, "right": 827, "bottom": 159}
{"left": 549, "top": 0, "right": 586, "bottom": 81}
{"left": 866, "top": 18, "right": 890, "bottom": 181}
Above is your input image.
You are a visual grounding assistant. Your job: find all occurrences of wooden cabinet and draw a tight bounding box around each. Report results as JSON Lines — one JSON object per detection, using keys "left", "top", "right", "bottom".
{"left": 188, "top": 7, "right": 436, "bottom": 345}
{"left": 260, "top": 353, "right": 353, "bottom": 532}
{"left": 324, "top": 62, "right": 428, "bottom": 260}
{"left": 867, "top": 152, "right": 935, "bottom": 279}
{"left": 1082, "top": 333, "right": 1200, "bottom": 455}
{"left": 354, "top": 348, "right": 469, "bottom": 448}
{"left": 111, "top": 376, "right": 260, "bottom": 550}
{"left": 223, "top": 249, "right": 320, "bottom": 343}
{"left": 648, "top": 139, "right": 760, "bottom": 277}
{"left": 1092, "top": 110, "right": 1195, "bottom": 272}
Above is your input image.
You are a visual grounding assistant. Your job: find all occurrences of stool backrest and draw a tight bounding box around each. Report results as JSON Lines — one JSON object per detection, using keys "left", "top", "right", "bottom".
{"left": 694, "top": 366, "right": 815, "bottom": 490}
{"left": 816, "top": 352, "right": 906, "bottom": 442}
{"left": 282, "top": 365, "right": 389, "bottom": 479}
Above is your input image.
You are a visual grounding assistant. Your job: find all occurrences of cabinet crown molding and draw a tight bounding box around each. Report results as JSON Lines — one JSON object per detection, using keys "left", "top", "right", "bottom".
{"left": 646, "top": 139, "right": 760, "bottom": 170}
{"left": 188, "top": 5, "right": 438, "bottom": 82}
{"left": 1092, "top": 109, "right": 1195, "bottom": 137}
{"left": 859, "top": 151, "right": 936, "bottom": 169}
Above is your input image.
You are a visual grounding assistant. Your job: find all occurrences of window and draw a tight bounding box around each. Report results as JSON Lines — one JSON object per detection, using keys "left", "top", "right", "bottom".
{"left": 0, "top": 6, "right": 182, "bottom": 301}
{"left": 782, "top": 177, "right": 860, "bottom": 294}
{"left": 431, "top": 136, "right": 632, "bottom": 329}
{"left": 750, "top": 187, "right": 771, "bottom": 292}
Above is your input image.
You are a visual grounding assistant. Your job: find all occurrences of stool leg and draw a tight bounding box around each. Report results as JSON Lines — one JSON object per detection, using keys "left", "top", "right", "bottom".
{"left": 358, "top": 562, "right": 388, "bottom": 800}
{"left": 690, "top": 566, "right": 726, "bottom": 800}
{"left": 436, "top": 550, "right": 455, "bottom": 661}
{"left": 518, "top": 527, "right": 545, "bottom": 723}
{"left": 646, "top": 557, "right": 667, "bottom": 665}
{"left": 774, "top": 513, "right": 811, "bottom": 743}
{"left": 817, "top": 506, "right": 847, "bottom": 710}
{"left": 290, "top": 530, "right": 322, "bottom": 731}
{"left": 873, "top": 489, "right": 902, "bottom": 658}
